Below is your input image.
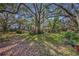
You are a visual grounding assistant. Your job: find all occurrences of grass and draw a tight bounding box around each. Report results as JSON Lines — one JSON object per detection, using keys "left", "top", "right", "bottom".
{"left": 0, "top": 32, "right": 14, "bottom": 42}
{"left": 1, "top": 31, "right": 78, "bottom": 46}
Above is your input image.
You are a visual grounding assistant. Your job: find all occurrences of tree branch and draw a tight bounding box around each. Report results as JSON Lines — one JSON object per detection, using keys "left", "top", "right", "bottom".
{"left": 0, "top": 3, "right": 22, "bottom": 14}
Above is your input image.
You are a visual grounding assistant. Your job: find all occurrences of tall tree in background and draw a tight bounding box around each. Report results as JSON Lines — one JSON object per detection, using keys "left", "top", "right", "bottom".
{"left": 0, "top": 12, "right": 15, "bottom": 32}
{"left": 52, "top": 4, "right": 79, "bottom": 32}
{"left": 0, "top": 3, "right": 79, "bottom": 33}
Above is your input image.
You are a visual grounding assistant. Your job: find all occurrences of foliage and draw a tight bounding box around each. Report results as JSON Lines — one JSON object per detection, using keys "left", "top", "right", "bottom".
{"left": 16, "top": 30, "right": 23, "bottom": 34}
{"left": 64, "top": 31, "right": 79, "bottom": 45}
{"left": 47, "top": 17, "right": 61, "bottom": 33}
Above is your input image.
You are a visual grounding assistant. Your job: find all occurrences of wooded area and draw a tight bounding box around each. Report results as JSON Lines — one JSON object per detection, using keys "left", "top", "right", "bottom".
{"left": 0, "top": 3, "right": 79, "bottom": 56}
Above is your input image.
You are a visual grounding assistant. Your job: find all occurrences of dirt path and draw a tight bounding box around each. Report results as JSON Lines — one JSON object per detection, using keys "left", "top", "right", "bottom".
{"left": 0, "top": 36, "right": 40, "bottom": 56}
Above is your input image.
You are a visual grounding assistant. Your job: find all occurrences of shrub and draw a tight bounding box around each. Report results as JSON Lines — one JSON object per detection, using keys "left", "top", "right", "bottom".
{"left": 16, "top": 30, "right": 22, "bottom": 34}
{"left": 64, "top": 31, "right": 79, "bottom": 45}
{"left": 45, "top": 33, "right": 65, "bottom": 44}
{"left": 65, "top": 32, "right": 72, "bottom": 39}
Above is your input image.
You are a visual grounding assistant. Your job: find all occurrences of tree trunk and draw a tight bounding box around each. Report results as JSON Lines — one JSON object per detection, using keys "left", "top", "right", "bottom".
{"left": 75, "top": 14, "right": 79, "bottom": 32}
{"left": 2, "top": 22, "right": 8, "bottom": 32}
{"left": 37, "top": 21, "right": 41, "bottom": 34}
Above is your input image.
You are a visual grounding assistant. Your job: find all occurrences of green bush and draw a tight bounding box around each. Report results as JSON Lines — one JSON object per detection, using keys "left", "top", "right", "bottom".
{"left": 65, "top": 32, "right": 72, "bottom": 39}
{"left": 45, "top": 33, "right": 65, "bottom": 44}
{"left": 64, "top": 31, "right": 79, "bottom": 44}
{"left": 16, "top": 30, "right": 22, "bottom": 34}
{"left": 47, "top": 32, "right": 79, "bottom": 45}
